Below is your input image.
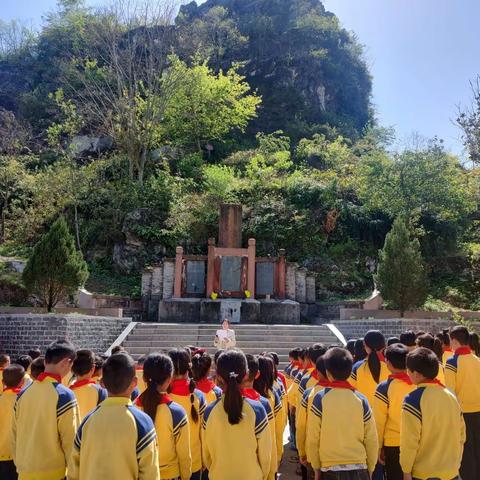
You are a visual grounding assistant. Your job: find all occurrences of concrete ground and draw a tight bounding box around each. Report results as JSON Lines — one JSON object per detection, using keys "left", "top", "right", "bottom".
{"left": 278, "top": 426, "right": 300, "bottom": 479}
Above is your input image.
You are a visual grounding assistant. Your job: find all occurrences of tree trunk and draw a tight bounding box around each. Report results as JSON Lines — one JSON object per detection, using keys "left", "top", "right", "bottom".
{"left": 0, "top": 205, "right": 4, "bottom": 244}
{"left": 138, "top": 148, "right": 147, "bottom": 185}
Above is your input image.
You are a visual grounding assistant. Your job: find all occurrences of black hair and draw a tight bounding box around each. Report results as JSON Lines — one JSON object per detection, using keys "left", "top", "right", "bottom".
{"left": 216, "top": 350, "right": 247, "bottom": 425}
{"left": 354, "top": 339, "right": 367, "bottom": 362}
{"left": 346, "top": 340, "right": 356, "bottom": 356}
{"left": 72, "top": 350, "right": 95, "bottom": 376}
{"left": 267, "top": 352, "right": 279, "bottom": 366}
{"left": 387, "top": 337, "right": 401, "bottom": 346}
{"left": 213, "top": 349, "right": 224, "bottom": 365}
{"left": 384, "top": 344, "right": 408, "bottom": 370}
{"left": 315, "top": 356, "right": 327, "bottom": 378}
{"left": 245, "top": 354, "right": 259, "bottom": 382}
{"left": 140, "top": 353, "right": 174, "bottom": 422}
{"left": 111, "top": 345, "right": 126, "bottom": 355}
{"left": 415, "top": 331, "right": 426, "bottom": 338}
{"left": 137, "top": 355, "right": 147, "bottom": 366}
{"left": 30, "top": 357, "right": 45, "bottom": 379}
{"left": 416, "top": 333, "right": 443, "bottom": 362}
{"left": 0, "top": 354, "right": 10, "bottom": 368}
{"left": 45, "top": 340, "right": 76, "bottom": 365}
{"left": 3, "top": 364, "right": 25, "bottom": 388}
{"left": 28, "top": 348, "right": 41, "bottom": 360}
{"left": 168, "top": 348, "right": 198, "bottom": 423}
{"left": 450, "top": 326, "right": 470, "bottom": 346}
{"left": 308, "top": 344, "right": 327, "bottom": 364}
{"left": 191, "top": 351, "right": 212, "bottom": 381}
{"left": 289, "top": 348, "right": 302, "bottom": 361}
{"left": 469, "top": 332, "right": 480, "bottom": 356}
{"left": 15, "top": 355, "right": 32, "bottom": 371}
{"left": 436, "top": 329, "right": 451, "bottom": 348}
{"left": 364, "top": 330, "right": 386, "bottom": 383}
{"left": 324, "top": 347, "right": 353, "bottom": 381}
{"left": 93, "top": 355, "right": 106, "bottom": 377}
{"left": 253, "top": 356, "right": 275, "bottom": 398}
{"left": 102, "top": 352, "right": 136, "bottom": 394}
{"left": 406, "top": 347, "right": 439, "bottom": 379}
{"left": 400, "top": 330, "right": 417, "bottom": 347}
{"left": 298, "top": 348, "right": 306, "bottom": 361}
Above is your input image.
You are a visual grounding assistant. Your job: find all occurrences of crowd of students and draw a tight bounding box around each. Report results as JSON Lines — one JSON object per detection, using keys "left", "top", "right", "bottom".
{"left": 0, "top": 324, "right": 478, "bottom": 480}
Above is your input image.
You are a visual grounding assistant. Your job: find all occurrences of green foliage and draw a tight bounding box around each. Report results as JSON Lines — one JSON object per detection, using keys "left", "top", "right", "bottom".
{"left": 22, "top": 217, "right": 89, "bottom": 311}
{"left": 375, "top": 218, "right": 428, "bottom": 316}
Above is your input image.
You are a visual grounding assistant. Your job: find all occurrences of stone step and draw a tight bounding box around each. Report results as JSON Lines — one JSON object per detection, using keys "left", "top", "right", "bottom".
{"left": 123, "top": 339, "right": 335, "bottom": 349}
{"left": 123, "top": 334, "right": 336, "bottom": 342}
{"left": 133, "top": 327, "right": 332, "bottom": 335}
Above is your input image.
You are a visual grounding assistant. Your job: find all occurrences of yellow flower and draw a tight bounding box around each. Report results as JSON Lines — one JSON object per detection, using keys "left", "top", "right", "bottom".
{"left": 211, "top": 292, "right": 218, "bottom": 300}
{"left": 245, "top": 290, "right": 251, "bottom": 299}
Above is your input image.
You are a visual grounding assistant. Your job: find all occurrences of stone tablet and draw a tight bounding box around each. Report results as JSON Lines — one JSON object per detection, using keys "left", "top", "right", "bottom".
{"left": 220, "top": 256, "right": 242, "bottom": 292}
{"left": 256, "top": 262, "right": 274, "bottom": 296}
{"left": 186, "top": 260, "right": 206, "bottom": 294}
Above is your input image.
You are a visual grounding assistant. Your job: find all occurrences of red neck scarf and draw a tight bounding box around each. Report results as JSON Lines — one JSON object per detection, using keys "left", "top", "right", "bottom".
{"left": 170, "top": 378, "right": 191, "bottom": 396}
{"left": 242, "top": 388, "right": 260, "bottom": 401}
{"left": 317, "top": 380, "right": 331, "bottom": 388}
{"left": 311, "top": 370, "right": 320, "bottom": 381}
{"left": 443, "top": 347, "right": 453, "bottom": 353}
{"left": 389, "top": 372, "right": 413, "bottom": 385}
{"left": 135, "top": 393, "right": 172, "bottom": 408}
{"left": 455, "top": 347, "right": 472, "bottom": 356}
{"left": 422, "top": 379, "right": 445, "bottom": 388}
{"left": 329, "top": 381, "right": 355, "bottom": 391}
{"left": 292, "top": 361, "right": 302, "bottom": 368}
{"left": 70, "top": 379, "right": 96, "bottom": 390}
{"left": 38, "top": 372, "right": 62, "bottom": 383}
{"left": 195, "top": 378, "right": 216, "bottom": 394}
{"left": 136, "top": 366, "right": 143, "bottom": 372}
{"left": 3, "top": 386, "right": 22, "bottom": 394}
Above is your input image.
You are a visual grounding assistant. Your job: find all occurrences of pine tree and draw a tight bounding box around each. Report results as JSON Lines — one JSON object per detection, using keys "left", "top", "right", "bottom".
{"left": 375, "top": 218, "right": 428, "bottom": 317}
{"left": 23, "top": 217, "right": 89, "bottom": 312}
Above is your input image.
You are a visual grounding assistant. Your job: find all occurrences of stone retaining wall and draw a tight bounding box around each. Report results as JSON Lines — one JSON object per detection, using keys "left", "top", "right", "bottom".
{"left": 0, "top": 314, "right": 131, "bottom": 356}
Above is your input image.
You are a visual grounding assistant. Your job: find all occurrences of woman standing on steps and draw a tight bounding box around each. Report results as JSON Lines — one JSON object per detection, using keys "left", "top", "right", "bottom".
{"left": 213, "top": 320, "right": 236, "bottom": 350}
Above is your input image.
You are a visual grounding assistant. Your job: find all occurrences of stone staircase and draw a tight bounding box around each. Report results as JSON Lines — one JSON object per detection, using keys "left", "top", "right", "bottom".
{"left": 121, "top": 323, "right": 340, "bottom": 369}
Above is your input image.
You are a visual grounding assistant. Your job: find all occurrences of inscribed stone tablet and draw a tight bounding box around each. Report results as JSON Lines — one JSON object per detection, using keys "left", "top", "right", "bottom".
{"left": 256, "top": 262, "right": 274, "bottom": 295}
{"left": 186, "top": 261, "right": 206, "bottom": 294}
{"left": 220, "top": 256, "right": 242, "bottom": 291}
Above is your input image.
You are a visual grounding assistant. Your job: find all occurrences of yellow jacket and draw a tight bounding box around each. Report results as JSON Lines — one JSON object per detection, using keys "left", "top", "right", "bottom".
{"left": 445, "top": 349, "right": 480, "bottom": 413}
{"left": 69, "top": 396, "right": 159, "bottom": 480}
{"left": 373, "top": 374, "right": 415, "bottom": 447}
{"left": 306, "top": 384, "right": 378, "bottom": 472}
{"left": 350, "top": 357, "right": 389, "bottom": 407}
{"left": 12, "top": 373, "right": 80, "bottom": 480}
{"left": 202, "top": 397, "right": 272, "bottom": 480}
{"left": 0, "top": 388, "right": 20, "bottom": 460}
{"left": 400, "top": 382, "right": 465, "bottom": 480}
{"left": 70, "top": 379, "right": 107, "bottom": 422}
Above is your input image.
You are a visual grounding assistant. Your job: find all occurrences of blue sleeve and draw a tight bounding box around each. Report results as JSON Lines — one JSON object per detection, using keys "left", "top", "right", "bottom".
{"left": 127, "top": 406, "right": 157, "bottom": 455}
{"left": 311, "top": 388, "right": 328, "bottom": 419}
{"left": 55, "top": 384, "right": 78, "bottom": 417}
{"left": 95, "top": 384, "right": 107, "bottom": 404}
{"left": 354, "top": 391, "right": 372, "bottom": 422}
{"left": 169, "top": 402, "right": 189, "bottom": 437}
{"left": 131, "top": 387, "right": 140, "bottom": 402}
{"left": 73, "top": 406, "right": 99, "bottom": 450}
{"left": 301, "top": 387, "right": 313, "bottom": 409}
{"left": 245, "top": 398, "right": 269, "bottom": 436}
{"left": 202, "top": 398, "right": 221, "bottom": 430}
{"left": 213, "top": 386, "right": 222, "bottom": 400}
{"left": 374, "top": 379, "right": 391, "bottom": 406}
{"left": 195, "top": 389, "right": 207, "bottom": 416}
{"left": 259, "top": 396, "right": 273, "bottom": 421}
{"left": 402, "top": 387, "right": 424, "bottom": 422}
{"left": 446, "top": 355, "right": 458, "bottom": 373}
{"left": 351, "top": 360, "right": 365, "bottom": 381}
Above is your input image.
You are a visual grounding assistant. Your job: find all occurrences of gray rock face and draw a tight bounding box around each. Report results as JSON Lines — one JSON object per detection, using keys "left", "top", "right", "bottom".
{"left": 70, "top": 135, "right": 113, "bottom": 158}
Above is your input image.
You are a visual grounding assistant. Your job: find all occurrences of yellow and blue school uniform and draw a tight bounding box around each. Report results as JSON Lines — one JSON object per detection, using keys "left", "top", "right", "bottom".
{"left": 70, "top": 379, "right": 107, "bottom": 421}
{"left": 69, "top": 396, "right": 159, "bottom": 480}
{"left": 373, "top": 373, "right": 415, "bottom": 447}
{"left": 202, "top": 396, "right": 272, "bottom": 480}
{"left": 0, "top": 387, "right": 21, "bottom": 461}
{"left": 350, "top": 356, "right": 389, "bottom": 407}
{"left": 135, "top": 367, "right": 147, "bottom": 394}
{"left": 306, "top": 382, "right": 378, "bottom": 473}
{"left": 400, "top": 381, "right": 465, "bottom": 480}
{"left": 12, "top": 372, "right": 80, "bottom": 480}
{"left": 169, "top": 379, "right": 206, "bottom": 474}
{"left": 195, "top": 379, "right": 222, "bottom": 405}
{"left": 288, "top": 367, "right": 314, "bottom": 411}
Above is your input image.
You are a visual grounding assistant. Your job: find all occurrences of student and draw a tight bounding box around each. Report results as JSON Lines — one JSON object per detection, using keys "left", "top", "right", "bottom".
{"left": 12, "top": 339, "right": 79, "bottom": 480}
{"left": 469, "top": 332, "right": 480, "bottom": 357}
{"left": 168, "top": 348, "right": 206, "bottom": 480}
{"left": 373, "top": 344, "right": 415, "bottom": 480}
{"left": 0, "top": 364, "right": 25, "bottom": 480}
{"left": 266, "top": 351, "right": 287, "bottom": 393}
{"left": 92, "top": 354, "right": 106, "bottom": 382}
{"left": 415, "top": 333, "right": 446, "bottom": 384}
{"left": 244, "top": 354, "right": 277, "bottom": 480}
{"left": 306, "top": 347, "right": 378, "bottom": 480}
{"left": 296, "top": 356, "right": 330, "bottom": 470}
{"left": 30, "top": 356, "right": 45, "bottom": 379}
{"left": 0, "top": 354, "right": 10, "bottom": 385}
{"left": 202, "top": 350, "right": 272, "bottom": 480}
{"left": 69, "top": 352, "right": 159, "bottom": 480}
{"left": 297, "top": 344, "right": 327, "bottom": 409}
{"left": 399, "top": 331, "right": 417, "bottom": 351}
{"left": 387, "top": 337, "right": 400, "bottom": 346}
{"left": 136, "top": 355, "right": 147, "bottom": 394}
{"left": 445, "top": 326, "right": 480, "bottom": 480}
{"left": 350, "top": 330, "right": 389, "bottom": 406}
{"left": 70, "top": 349, "right": 107, "bottom": 421}
{"left": 136, "top": 353, "right": 192, "bottom": 480}
{"left": 14, "top": 355, "right": 33, "bottom": 387}
{"left": 191, "top": 350, "right": 222, "bottom": 404}
{"left": 346, "top": 339, "right": 356, "bottom": 357}
{"left": 254, "top": 356, "right": 285, "bottom": 468}
{"left": 287, "top": 348, "right": 309, "bottom": 421}
{"left": 353, "top": 339, "right": 367, "bottom": 363}
{"left": 436, "top": 329, "right": 453, "bottom": 365}
{"left": 401, "top": 347, "right": 465, "bottom": 480}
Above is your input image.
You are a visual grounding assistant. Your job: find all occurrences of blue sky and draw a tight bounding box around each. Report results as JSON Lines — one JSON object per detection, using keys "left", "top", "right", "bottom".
{"left": 3, "top": 0, "right": 480, "bottom": 157}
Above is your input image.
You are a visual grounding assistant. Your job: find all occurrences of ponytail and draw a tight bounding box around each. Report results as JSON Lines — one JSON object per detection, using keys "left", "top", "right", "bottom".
{"left": 217, "top": 350, "right": 247, "bottom": 425}
{"left": 364, "top": 330, "right": 386, "bottom": 384}
{"left": 188, "top": 370, "right": 199, "bottom": 423}
{"left": 139, "top": 353, "right": 173, "bottom": 422}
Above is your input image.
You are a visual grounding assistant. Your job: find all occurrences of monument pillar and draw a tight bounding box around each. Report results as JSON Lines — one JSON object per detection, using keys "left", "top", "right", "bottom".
{"left": 278, "top": 249, "right": 286, "bottom": 299}
{"left": 219, "top": 204, "right": 242, "bottom": 248}
{"left": 247, "top": 238, "right": 256, "bottom": 297}
{"left": 173, "top": 246, "right": 183, "bottom": 298}
{"left": 206, "top": 238, "right": 216, "bottom": 297}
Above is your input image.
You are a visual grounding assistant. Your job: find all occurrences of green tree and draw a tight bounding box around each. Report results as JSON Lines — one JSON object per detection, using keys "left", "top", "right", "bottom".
{"left": 375, "top": 217, "right": 428, "bottom": 316}
{"left": 23, "top": 216, "right": 89, "bottom": 311}
{"left": 162, "top": 57, "right": 261, "bottom": 152}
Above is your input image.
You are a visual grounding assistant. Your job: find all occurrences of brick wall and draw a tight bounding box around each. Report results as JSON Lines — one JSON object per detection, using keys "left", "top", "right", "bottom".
{"left": 0, "top": 314, "right": 131, "bottom": 356}
{"left": 333, "top": 319, "right": 480, "bottom": 340}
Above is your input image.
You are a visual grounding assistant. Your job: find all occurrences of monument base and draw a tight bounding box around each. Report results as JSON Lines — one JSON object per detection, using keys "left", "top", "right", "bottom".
{"left": 158, "top": 298, "right": 300, "bottom": 324}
